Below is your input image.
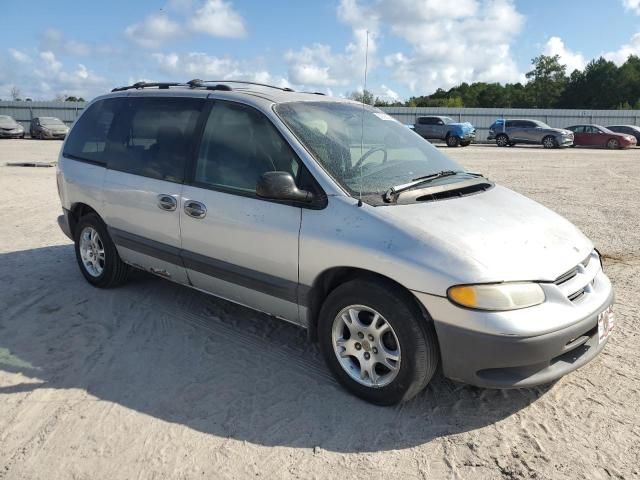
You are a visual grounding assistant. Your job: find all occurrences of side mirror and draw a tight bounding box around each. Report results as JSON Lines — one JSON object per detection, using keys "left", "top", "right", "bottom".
{"left": 437, "top": 121, "right": 444, "bottom": 125}
{"left": 256, "top": 171, "right": 314, "bottom": 202}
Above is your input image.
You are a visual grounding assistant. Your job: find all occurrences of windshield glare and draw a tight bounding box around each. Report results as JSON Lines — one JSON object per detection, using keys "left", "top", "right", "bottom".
{"left": 275, "top": 102, "right": 463, "bottom": 198}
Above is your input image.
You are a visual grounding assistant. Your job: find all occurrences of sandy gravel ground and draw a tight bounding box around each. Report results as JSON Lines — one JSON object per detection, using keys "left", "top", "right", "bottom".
{"left": 0, "top": 139, "right": 639, "bottom": 479}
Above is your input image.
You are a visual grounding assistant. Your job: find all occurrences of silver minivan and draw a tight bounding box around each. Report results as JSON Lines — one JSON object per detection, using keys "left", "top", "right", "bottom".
{"left": 56, "top": 81, "right": 614, "bottom": 405}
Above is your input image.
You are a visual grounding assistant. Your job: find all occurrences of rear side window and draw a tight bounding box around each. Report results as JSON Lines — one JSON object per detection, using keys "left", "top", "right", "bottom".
{"left": 63, "top": 98, "right": 120, "bottom": 165}
{"left": 107, "top": 97, "right": 204, "bottom": 183}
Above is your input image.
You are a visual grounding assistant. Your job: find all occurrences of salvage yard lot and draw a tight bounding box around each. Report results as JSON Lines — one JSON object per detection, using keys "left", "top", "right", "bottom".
{"left": 0, "top": 139, "right": 638, "bottom": 479}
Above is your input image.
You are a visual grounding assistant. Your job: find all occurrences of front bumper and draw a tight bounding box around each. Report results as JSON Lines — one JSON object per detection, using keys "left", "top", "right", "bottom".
{"left": 0, "top": 130, "right": 24, "bottom": 138}
{"left": 559, "top": 135, "right": 574, "bottom": 147}
{"left": 413, "top": 269, "right": 614, "bottom": 388}
{"left": 40, "top": 130, "right": 67, "bottom": 139}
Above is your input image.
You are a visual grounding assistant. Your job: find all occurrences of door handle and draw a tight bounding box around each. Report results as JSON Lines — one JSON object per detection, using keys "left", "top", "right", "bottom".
{"left": 184, "top": 200, "right": 207, "bottom": 219}
{"left": 157, "top": 194, "right": 177, "bottom": 211}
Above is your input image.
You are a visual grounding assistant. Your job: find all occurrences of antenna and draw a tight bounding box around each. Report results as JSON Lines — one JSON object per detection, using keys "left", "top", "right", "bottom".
{"left": 358, "top": 30, "right": 369, "bottom": 207}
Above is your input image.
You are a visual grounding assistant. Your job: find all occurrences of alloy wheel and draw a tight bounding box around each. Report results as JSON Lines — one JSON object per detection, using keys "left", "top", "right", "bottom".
{"left": 79, "top": 226, "right": 105, "bottom": 277}
{"left": 331, "top": 305, "right": 401, "bottom": 388}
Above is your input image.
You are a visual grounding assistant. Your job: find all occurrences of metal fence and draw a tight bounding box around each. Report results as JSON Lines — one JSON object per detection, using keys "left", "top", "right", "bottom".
{"left": 0, "top": 101, "right": 87, "bottom": 132}
{"left": 380, "top": 107, "right": 640, "bottom": 142}
{"left": 3, "top": 101, "right": 640, "bottom": 143}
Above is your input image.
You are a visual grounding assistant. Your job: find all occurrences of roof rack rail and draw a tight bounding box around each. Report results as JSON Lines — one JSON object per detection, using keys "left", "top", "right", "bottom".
{"left": 111, "top": 82, "right": 185, "bottom": 92}
{"left": 201, "top": 80, "right": 295, "bottom": 92}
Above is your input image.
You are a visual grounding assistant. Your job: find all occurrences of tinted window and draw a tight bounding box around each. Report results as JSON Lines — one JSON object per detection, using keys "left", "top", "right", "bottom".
{"left": 505, "top": 120, "right": 514, "bottom": 128}
{"left": 64, "top": 98, "right": 121, "bottom": 164}
{"left": 107, "top": 97, "right": 204, "bottom": 183}
{"left": 417, "top": 117, "right": 435, "bottom": 125}
{"left": 194, "top": 101, "right": 302, "bottom": 194}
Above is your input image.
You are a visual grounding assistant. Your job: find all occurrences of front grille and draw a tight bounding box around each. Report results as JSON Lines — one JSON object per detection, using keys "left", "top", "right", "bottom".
{"left": 555, "top": 251, "right": 599, "bottom": 302}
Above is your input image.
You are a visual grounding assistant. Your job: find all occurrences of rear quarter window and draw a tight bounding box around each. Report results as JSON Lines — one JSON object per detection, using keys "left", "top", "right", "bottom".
{"left": 63, "top": 98, "right": 121, "bottom": 165}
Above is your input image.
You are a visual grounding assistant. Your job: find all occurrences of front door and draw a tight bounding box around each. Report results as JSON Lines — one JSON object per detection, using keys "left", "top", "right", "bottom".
{"left": 102, "top": 95, "right": 205, "bottom": 284}
{"left": 180, "top": 100, "right": 305, "bottom": 324}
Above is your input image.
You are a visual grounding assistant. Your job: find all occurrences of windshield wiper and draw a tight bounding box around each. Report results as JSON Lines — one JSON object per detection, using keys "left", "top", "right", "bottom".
{"left": 383, "top": 170, "right": 481, "bottom": 203}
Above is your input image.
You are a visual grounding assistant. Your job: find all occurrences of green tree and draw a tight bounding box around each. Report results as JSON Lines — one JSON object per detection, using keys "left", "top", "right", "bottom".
{"left": 347, "top": 89, "right": 375, "bottom": 105}
{"left": 525, "top": 54, "right": 567, "bottom": 108}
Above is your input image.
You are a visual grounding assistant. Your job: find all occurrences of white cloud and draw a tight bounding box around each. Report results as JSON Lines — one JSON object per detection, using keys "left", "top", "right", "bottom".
{"left": 2, "top": 49, "right": 110, "bottom": 100}
{"left": 378, "top": 84, "right": 399, "bottom": 101}
{"left": 125, "top": 13, "right": 183, "bottom": 48}
{"left": 543, "top": 36, "right": 586, "bottom": 73}
{"left": 381, "top": 0, "right": 525, "bottom": 93}
{"left": 285, "top": 0, "right": 378, "bottom": 89}
{"left": 285, "top": 0, "right": 524, "bottom": 95}
{"left": 42, "top": 29, "right": 92, "bottom": 56}
{"left": 604, "top": 32, "right": 640, "bottom": 64}
{"left": 125, "top": 0, "right": 246, "bottom": 48}
{"left": 9, "top": 49, "right": 31, "bottom": 63}
{"left": 152, "top": 52, "right": 289, "bottom": 87}
{"left": 189, "top": 0, "right": 246, "bottom": 38}
{"left": 622, "top": 0, "right": 640, "bottom": 14}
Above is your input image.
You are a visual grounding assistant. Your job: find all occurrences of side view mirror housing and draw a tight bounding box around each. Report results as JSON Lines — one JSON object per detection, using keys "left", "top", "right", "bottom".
{"left": 256, "top": 171, "right": 314, "bottom": 203}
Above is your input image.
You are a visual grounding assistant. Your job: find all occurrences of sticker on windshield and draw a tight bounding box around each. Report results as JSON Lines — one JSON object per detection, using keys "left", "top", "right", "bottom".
{"left": 373, "top": 112, "right": 397, "bottom": 122}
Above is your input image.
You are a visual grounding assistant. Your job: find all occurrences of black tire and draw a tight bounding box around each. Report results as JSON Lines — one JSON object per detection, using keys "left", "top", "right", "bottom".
{"left": 607, "top": 138, "right": 619, "bottom": 149}
{"left": 495, "top": 134, "right": 509, "bottom": 147}
{"left": 74, "top": 213, "right": 129, "bottom": 288}
{"left": 542, "top": 135, "right": 557, "bottom": 149}
{"left": 446, "top": 135, "right": 460, "bottom": 147}
{"left": 460, "top": 141, "right": 471, "bottom": 147}
{"left": 318, "top": 278, "right": 439, "bottom": 405}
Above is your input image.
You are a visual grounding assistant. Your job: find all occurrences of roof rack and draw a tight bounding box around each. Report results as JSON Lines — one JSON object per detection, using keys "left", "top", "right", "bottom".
{"left": 200, "top": 80, "right": 295, "bottom": 92}
{"left": 111, "top": 82, "right": 185, "bottom": 92}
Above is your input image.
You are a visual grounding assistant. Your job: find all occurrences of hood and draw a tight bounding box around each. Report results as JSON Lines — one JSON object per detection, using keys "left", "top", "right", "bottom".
{"left": 375, "top": 185, "right": 592, "bottom": 284}
{"left": 0, "top": 120, "right": 19, "bottom": 129}
{"left": 547, "top": 127, "right": 572, "bottom": 136}
{"left": 449, "top": 121, "right": 474, "bottom": 133}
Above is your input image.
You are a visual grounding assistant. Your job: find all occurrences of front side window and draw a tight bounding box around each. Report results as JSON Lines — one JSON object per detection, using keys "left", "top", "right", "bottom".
{"left": 194, "top": 101, "right": 302, "bottom": 194}
{"left": 107, "top": 97, "right": 204, "bottom": 183}
{"left": 64, "top": 98, "right": 121, "bottom": 164}
{"left": 275, "top": 101, "right": 463, "bottom": 199}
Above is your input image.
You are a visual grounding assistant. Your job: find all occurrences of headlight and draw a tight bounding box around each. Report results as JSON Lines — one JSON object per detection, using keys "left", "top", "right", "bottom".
{"left": 447, "top": 282, "right": 545, "bottom": 311}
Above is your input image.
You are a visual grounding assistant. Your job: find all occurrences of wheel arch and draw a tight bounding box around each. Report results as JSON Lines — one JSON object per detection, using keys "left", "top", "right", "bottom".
{"left": 304, "top": 266, "right": 432, "bottom": 341}
{"left": 68, "top": 202, "right": 102, "bottom": 237}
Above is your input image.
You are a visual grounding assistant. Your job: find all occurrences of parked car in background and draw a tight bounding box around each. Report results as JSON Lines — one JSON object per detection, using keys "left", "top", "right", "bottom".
{"left": 606, "top": 125, "right": 640, "bottom": 144}
{"left": 56, "top": 80, "right": 614, "bottom": 405}
{"left": 30, "top": 117, "right": 69, "bottom": 139}
{"left": 414, "top": 116, "right": 476, "bottom": 147}
{"left": 488, "top": 119, "right": 574, "bottom": 148}
{"left": 565, "top": 124, "right": 637, "bottom": 149}
{"left": 0, "top": 115, "right": 25, "bottom": 138}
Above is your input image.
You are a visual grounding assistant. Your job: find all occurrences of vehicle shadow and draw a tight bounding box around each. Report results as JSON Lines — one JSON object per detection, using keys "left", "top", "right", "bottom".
{"left": 0, "top": 245, "right": 553, "bottom": 453}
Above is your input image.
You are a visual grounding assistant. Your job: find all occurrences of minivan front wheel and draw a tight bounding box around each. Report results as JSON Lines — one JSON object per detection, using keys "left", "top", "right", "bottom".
{"left": 318, "top": 279, "right": 439, "bottom": 405}
{"left": 74, "top": 214, "right": 129, "bottom": 288}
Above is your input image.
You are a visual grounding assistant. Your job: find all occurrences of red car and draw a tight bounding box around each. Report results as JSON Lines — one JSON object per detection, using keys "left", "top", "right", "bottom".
{"left": 565, "top": 124, "right": 637, "bottom": 149}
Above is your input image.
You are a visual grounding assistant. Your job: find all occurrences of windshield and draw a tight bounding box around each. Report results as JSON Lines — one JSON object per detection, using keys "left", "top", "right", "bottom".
{"left": 275, "top": 101, "right": 463, "bottom": 198}
{"left": 441, "top": 116, "right": 454, "bottom": 124}
{"left": 40, "top": 117, "right": 65, "bottom": 126}
{"left": 0, "top": 116, "right": 18, "bottom": 127}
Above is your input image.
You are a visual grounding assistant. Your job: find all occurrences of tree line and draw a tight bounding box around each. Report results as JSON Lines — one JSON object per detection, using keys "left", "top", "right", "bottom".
{"left": 350, "top": 54, "right": 640, "bottom": 110}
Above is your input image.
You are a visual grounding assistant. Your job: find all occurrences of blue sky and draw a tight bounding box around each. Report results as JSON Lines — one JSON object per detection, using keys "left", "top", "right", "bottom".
{"left": 2, "top": 0, "right": 640, "bottom": 101}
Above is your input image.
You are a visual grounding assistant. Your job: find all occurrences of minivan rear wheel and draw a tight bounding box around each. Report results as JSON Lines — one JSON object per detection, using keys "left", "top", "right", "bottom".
{"left": 74, "top": 214, "right": 130, "bottom": 288}
{"left": 495, "top": 134, "right": 509, "bottom": 147}
{"left": 318, "top": 278, "right": 439, "bottom": 405}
